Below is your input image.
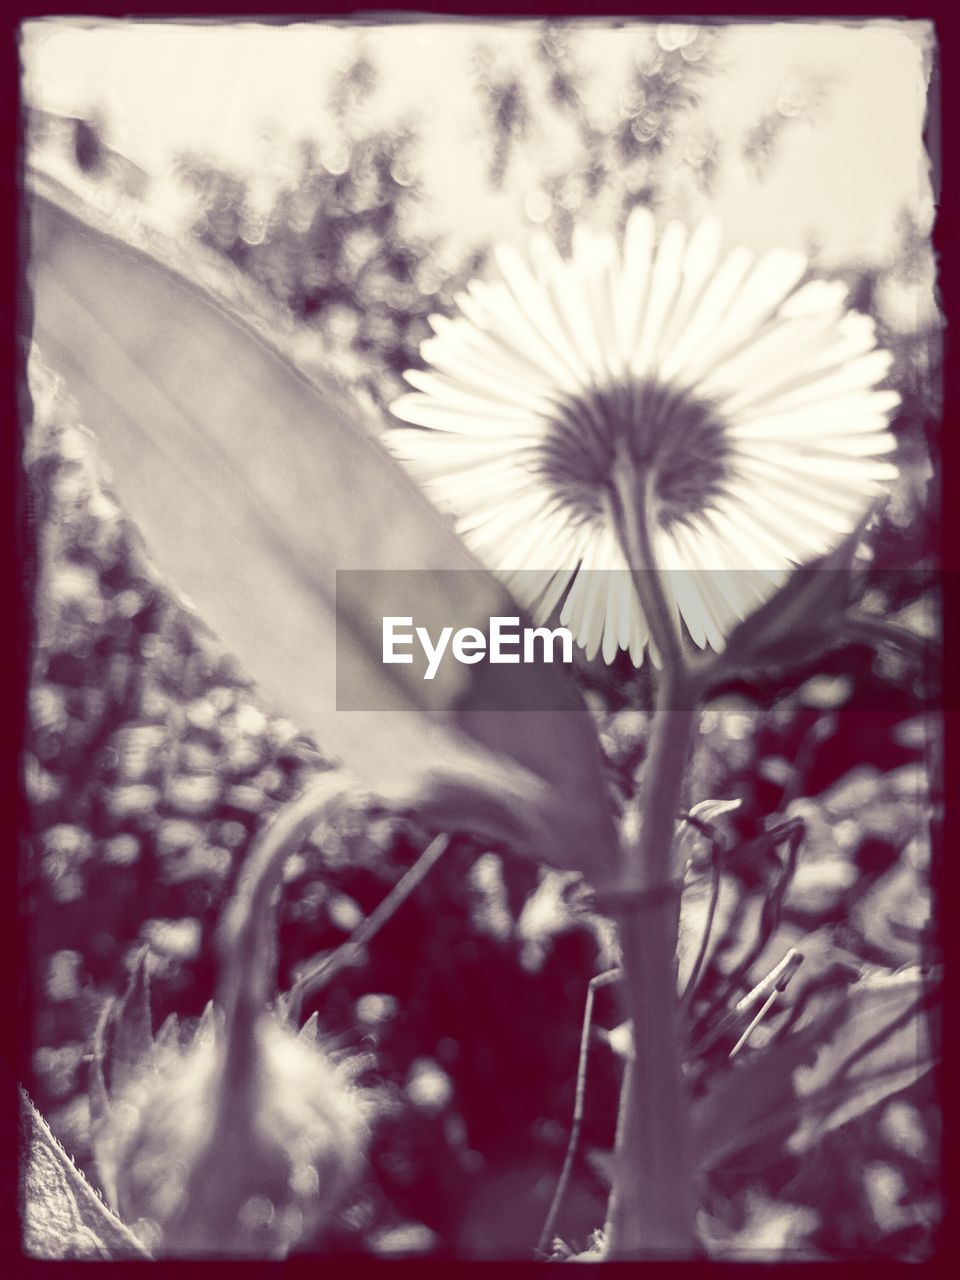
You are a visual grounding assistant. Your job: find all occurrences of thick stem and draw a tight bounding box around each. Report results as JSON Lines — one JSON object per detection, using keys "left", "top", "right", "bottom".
{"left": 603, "top": 448, "right": 700, "bottom": 1257}
{"left": 603, "top": 670, "right": 699, "bottom": 1257}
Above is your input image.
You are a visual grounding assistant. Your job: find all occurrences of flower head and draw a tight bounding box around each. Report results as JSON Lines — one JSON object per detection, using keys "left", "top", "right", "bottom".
{"left": 388, "top": 212, "right": 900, "bottom": 664}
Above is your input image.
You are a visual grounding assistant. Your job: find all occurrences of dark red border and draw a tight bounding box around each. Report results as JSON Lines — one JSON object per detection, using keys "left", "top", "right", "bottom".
{"left": 2, "top": 3, "right": 956, "bottom": 1275}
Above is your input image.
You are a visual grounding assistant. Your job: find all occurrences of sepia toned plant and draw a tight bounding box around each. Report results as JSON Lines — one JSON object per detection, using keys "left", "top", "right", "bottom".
{"left": 21, "top": 17, "right": 938, "bottom": 1268}
{"left": 94, "top": 1007, "right": 371, "bottom": 1257}
{"left": 89, "top": 780, "right": 378, "bottom": 1260}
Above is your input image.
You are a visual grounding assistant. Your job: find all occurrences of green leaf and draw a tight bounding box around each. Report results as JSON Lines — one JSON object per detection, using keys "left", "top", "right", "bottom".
{"left": 19, "top": 1086, "right": 151, "bottom": 1259}
{"left": 26, "top": 171, "right": 619, "bottom": 888}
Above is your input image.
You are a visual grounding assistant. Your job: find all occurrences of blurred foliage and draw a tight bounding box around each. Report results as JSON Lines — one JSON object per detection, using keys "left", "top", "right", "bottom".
{"left": 23, "top": 20, "right": 941, "bottom": 1260}
{"left": 472, "top": 23, "right": 720, "bottom": 239}
{"left": 168, "top": 47, "right": 485, "bottom": 411}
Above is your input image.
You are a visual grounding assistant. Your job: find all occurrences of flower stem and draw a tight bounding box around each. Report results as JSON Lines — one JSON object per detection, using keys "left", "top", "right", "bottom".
{"left": 604, "top": 450, "right": 700, "bottom": 1256}
{"left": 610, "top": 448, "right": 685, "bottom": 677}
{"left": 217, "top": 770, "right": 354, "bottom": 1081}
{"left": 602, "top": 667, "right": 699, "bottom": 1257}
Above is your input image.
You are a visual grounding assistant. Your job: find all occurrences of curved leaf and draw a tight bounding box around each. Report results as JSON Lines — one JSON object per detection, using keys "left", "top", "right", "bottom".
{"left": 25, "top": 171, "right": 620, "bottom": 886}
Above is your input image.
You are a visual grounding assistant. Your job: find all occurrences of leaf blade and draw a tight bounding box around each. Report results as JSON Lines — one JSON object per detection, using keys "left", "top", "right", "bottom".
{"left": 20, "top": 1087, "right": 151, "bottom": 1260}
{"left": 27, "top": 175, "right": 619, "bottom": 884}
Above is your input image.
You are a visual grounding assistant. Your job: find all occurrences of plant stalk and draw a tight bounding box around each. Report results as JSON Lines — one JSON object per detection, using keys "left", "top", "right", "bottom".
{"left": 217, "top": 769, "right": 354, "bottom": 1082}
{"left": 602, "top": 668, "right": 699, "bottom": 1257}
{"left": 610, "top": 454, "right": 684, "bottom": 675}
{"left": 604, "top": 451, "right": 700, "bottom": 1257}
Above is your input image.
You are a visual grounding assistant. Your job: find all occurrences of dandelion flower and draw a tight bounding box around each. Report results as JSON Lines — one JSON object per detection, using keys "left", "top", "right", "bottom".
{"left": 388, "top": 212, "right": 900, "bottom": 665}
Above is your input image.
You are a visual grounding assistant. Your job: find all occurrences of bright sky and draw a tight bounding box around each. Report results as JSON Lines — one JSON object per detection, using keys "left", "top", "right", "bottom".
{"left": 20, "top": 17, "right": 935, "bottom": 271}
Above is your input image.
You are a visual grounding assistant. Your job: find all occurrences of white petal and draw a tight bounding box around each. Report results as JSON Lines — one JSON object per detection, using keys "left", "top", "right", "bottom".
{"left": 540, "top": 252, "right": 609, "bottom": 383}
{"left": 712, "top": 314, "right": 882, "bottom": 414}
{"left": 715, "top": 493, "right": 808, "bottom": 564}
{"left": 387, "top": 434, "right": 538, "bottom": 477}
{"left": 658, "top": 532, "right": 708, "bottom": 647}
{"left": 579, "top": 571, "right": 612, "bottom": 662}
{"left": 741, "top": 430, "right": 898, "bottom": 458}
{"left": 740, "top": 450, "right": 899, "bottom": 486}
{"left": 658, "top": 246, "right": 755, "bottom": 384}
{"left": 657, "top": 216, "right": 723, "bottom": 369}
{"left": 533, "top": 563, "right": 583, "bottom": 621}
{"left": 576, "top": 234, "right": 624, "bottom": 381}
{"left": 699, "top": 314, "right": 842, "bottom": 403}
{"left": 391, "top": 393, "right": 542, "bottom": 434}
{"left": 736, "top": 386, "right": 900, "bottom": 428}
{"left": 488, "top": 501, "right": 583, "bottom": 571}
{"left": 666, "top": 523, "right": 729, "bottom": 650}
{"left": 616, "top": 205, "right": 657, "bottom": 363}
{"left": 468, "top": 278, "right": 585, "bottom": 389}
{"left": 780, "top": 279, "right": 849, "bottom": 317}
{"left": 494, "top": 243, "right": 594, "bottom": 384}
{"left": 457, "top": 486, "right": 553, "bottom": 538}
{"left": 682, "top": 248, "right": 807, "bottom": 381}
{"left": 418, "top": 331, "right": 551, "bottom": 400}
{"left": 631, "top": 220, "right": 688, "bottom": 376}
{"left": 434, "top": 464, "right": 542, "bottom": 507}
{"left": 679, "top": 521, "right": 759, "bottom": 620}
{"left": 723, "top": 348, "right": 895, "bottom": 419}
{"left": 401, "top": 366, "right": 554, "bottom": 417}
{"left": 601, "top": 571, "right": 630, "bottom": 663}
{"left": 733, "top": 468, "right": 873, "bottom": 537}
{"left": 507, "top": 566, "right": 575, "bottom": 619}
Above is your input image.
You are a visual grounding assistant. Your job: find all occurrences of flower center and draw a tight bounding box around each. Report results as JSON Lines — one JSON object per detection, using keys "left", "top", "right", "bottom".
{"left": 532, "top": 377, "right": 734, "bottom": 529}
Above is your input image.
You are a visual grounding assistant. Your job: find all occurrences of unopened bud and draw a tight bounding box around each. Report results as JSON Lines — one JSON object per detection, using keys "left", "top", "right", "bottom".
{"left": 96, "top": 1012, "right": 371, "bottom": 1257}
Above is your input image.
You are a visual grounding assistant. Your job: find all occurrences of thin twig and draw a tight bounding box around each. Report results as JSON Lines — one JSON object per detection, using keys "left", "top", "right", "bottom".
{"left": 728, "top": 988, "right": 781, "bottom": 1060}
{"left": 691, "top": 948, "right": 804, "bottom": 1060}
{"left": 537, "top": 967, "right": 622, "bottom": 1258}
{"left": 708, "top": 817, "right": 804, "bottom": 1023}
{"left": 286, "top": 832, "right": 452, "bottom": 1023}
{"left": 679, "top": 825, "right": 724, "bottom": 1017}
{"left": 846, "top": 610, "right": 939, "bottom": 665}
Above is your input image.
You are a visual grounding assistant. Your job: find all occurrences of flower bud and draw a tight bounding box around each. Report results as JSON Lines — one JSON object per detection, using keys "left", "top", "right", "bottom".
{"left": 96, "top": 1011, "right": 371, "bottom": 1257}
